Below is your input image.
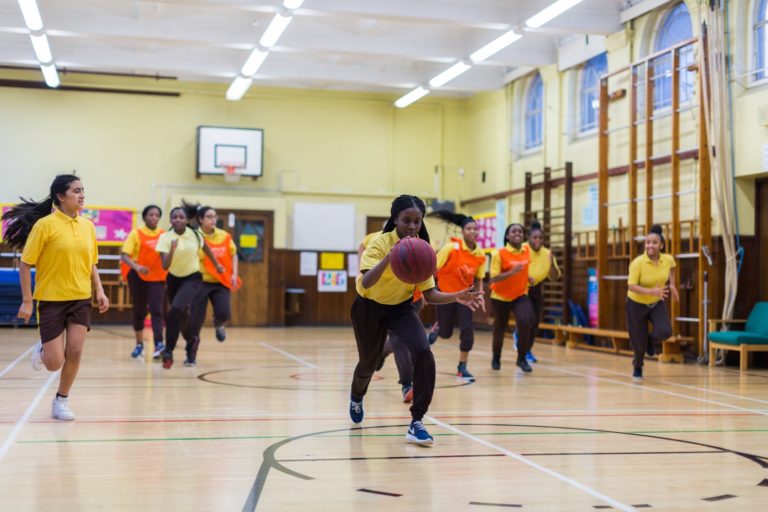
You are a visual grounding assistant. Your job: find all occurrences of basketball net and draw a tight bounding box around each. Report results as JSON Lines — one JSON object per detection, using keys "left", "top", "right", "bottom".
{"left": 223, "top": 164, "right": 242, "bottom": 183}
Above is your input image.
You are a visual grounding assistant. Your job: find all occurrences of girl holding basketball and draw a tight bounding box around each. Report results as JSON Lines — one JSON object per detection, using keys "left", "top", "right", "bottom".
{"left": 3, "top": 174, "right": 109, "bottom": 421}
{"left": 187, "top": 206, "right": 240, "bottom": 363}
{"left": 522, "top": 220, "right": 561, "bottom": 363}
{"left": 121, "top": 204, "right": 167, "bottom": 360}
{"left": 350, "top": 195, "right": 484, "bottom": 446}
{"left": 626, "top": 224, "right": 678, "bottom": 380}
{"left": 428, "top": 210, "right": 486, "bottom": 382}
{"left": 156, "top": 204, "right": 223, "bottom": 369}
{"left": 489, "top": 223, "right": 536, "bottom": 373}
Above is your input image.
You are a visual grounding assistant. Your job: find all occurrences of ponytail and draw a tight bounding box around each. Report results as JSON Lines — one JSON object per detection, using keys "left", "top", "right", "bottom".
{"left": 427, "top": 209, "right": 476, "bottom": 228}
{"left": 1, "top": 173, "right": 80, "bottom": 249}
{"left": 382, "top": 194, "right": 430, "bottom": 243}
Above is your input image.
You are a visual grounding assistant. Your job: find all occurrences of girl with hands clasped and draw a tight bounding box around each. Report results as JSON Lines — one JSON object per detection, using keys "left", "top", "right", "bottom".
{"left": 349, "top": 195, "right": 483, "bottom": 446}
{"left": 2, "top": 174, "right": 109, "bottom": 421}
{"left": 626, "top": 224, "right": 678, "bottom": 380}
{"left": 489, "top": 223, "right": 536, "bottom": 373}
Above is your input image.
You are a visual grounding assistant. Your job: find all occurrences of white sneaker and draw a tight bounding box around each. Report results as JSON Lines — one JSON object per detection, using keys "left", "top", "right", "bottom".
{"left": 52, "top": 396, "right": 75, "bottom": 421}
{"left": 30, "top": 341, "right": 44, "bottom": 371}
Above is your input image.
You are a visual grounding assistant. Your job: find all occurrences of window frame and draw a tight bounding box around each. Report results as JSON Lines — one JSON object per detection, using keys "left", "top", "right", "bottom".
{"left": 523, "top": 73, "right": 544, "bottom": 151}
{"left": 650, "top": 1, "right": 694, "bottom": 112}
{"left": 578, "top": 53, "right": 608, "bottom": 135}
{"left": 753, "top": 0, "right": 768, "bottom": 83}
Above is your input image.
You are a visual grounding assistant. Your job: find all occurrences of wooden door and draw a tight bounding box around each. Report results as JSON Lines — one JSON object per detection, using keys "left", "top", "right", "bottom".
{"left": 214, "top": 209, "right": 273, "bottom": 326}
{"left": 366, "top": 216, "right": 389, "bottom": 236}
{"left": 758, "top": 180, "right": 768, "bottom": 301}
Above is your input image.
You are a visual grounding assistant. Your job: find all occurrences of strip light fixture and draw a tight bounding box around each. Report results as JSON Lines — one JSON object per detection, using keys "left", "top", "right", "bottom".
{"left": 525, "top": 0, "right": 585, "bottom": 29}
{"left": 226, "top": 0, "right": 303, "bottom": 100}
{"left": 17, "top": 0, "right": 59, "bottom": 88}
{"left": 394, "top": 0, "right": 584, "bottom": 108}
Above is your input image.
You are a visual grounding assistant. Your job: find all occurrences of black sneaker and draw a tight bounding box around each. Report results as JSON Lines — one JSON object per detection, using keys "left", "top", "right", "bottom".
{"left": 491, "top": 354, "right": 501, "bottom": 370}
{"left": 516, "top": 360, "right": 532, "bottom": 373}
{"left": 427, "top": 331, "right": 438, "bottom": 345}
{"left": 456, "top": 363, "right": 476, "bottom": 382}
{"left": 183, "top": 358, "right": 196, "bottom": 367}
{"left": 646, "top": 341, "right": 655, "bottom": 356}
{"left": 633, "top": 367, "right": 643, "bottom": 380}
{"left": 215, "top": 326, "right": 226, "bottom": 342}
{"left": 349, "top": 397, "right": 364, "bottom": 424}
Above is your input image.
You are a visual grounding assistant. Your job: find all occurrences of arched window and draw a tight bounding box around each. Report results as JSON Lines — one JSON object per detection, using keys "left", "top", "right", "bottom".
{"left": 652, "top": 2, "right": 694, "bottom": 110}
{"left": 579, "top": 53, "right": 608, "bottom": 133}
{"left": 524, "top": 73, "right": 543, "bottom": 150}
{"left": 754, "top": 0, "right": 768, "bottom": 80}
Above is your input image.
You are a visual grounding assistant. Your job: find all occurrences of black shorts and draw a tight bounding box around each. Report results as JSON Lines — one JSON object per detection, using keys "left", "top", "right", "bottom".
{"left": 38, "top": 299, "right": 92, "bottom": 343}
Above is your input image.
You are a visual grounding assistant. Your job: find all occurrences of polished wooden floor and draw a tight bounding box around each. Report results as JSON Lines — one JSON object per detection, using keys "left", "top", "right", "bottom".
{"left": 0, "top": 325, "right": 767, "bottom": 511}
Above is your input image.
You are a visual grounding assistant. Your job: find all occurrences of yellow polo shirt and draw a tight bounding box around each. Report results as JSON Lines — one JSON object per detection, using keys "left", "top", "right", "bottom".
{"left": 356, "top": 230, "right": 435, "bottom": 305}
{"left": 199, "top": 228, "right": 237, "bottom": 283}
{"left": 155, "top": 228, "right": 202, "bottom": 278}
{"left": 627, "top": 252, "right": 676, "bottom": 305}
{"left": 21, "top": 208, "right": 98, "bottom": 301}
{"left": 436, "top": 238, "right": 487, "bottom": 279}
{"left": 121, "top": 225, "right": 162, "bottom": 260}
{"left": 525, "top": 242, "right": 561, "bottom": 286}
{"left": 360, "top": 231, "right": 382, "bottom": 251}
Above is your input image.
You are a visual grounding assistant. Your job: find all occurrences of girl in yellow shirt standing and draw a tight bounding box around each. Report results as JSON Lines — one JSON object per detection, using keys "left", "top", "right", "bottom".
{"left": 523, "top": 221, "right": 561, "bottom": 363}
{"left": 428, "top": 210, "right": 486, "bottom": 382}
{"left": 350, "top": 195, "right": 484, "bottom": 445}
{"left": 120, "top": 204, "right": 167, "bottom": 360}
{"left": 2, "top": 174, "right": 109, "bottom": 421}
{"left": 156, "top": 204, "right": 223, "bottom": 369}
{"left": 188, "top": 206, "right": 240, "bottom": 362}
{"left": 626, "top": 224, "right": 678, "bottom": 380}
{"left": 489, "top": 223, "right": 536, "bottom": 373}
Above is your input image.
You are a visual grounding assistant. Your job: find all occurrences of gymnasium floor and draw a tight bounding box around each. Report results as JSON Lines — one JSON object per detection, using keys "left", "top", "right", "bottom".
{"left": 0, "top": 325, "right": 766, "bottom": 511}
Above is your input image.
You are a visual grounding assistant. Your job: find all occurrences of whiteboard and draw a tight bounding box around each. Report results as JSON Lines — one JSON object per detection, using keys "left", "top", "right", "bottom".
{"left": 292, "top": 202, "right": 356, "bottom": 251}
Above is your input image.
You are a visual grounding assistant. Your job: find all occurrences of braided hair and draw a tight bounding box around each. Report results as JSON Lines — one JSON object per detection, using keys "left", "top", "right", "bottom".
{"left": 1, "top": 174, "right": 80, "bottom": 249}
{"left": 382, "top": 195, "right": 430, "bottom": 243}
{"left": 427, "top": 209, "right": 476, "bottom": 228}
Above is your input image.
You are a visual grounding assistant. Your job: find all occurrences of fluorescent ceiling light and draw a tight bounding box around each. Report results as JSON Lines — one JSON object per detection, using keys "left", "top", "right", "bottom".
{"left": 260, "top": 13, "right": 292, "bottom": 48}
{"left": 226, "top": 76, "right": 253, "bottom": 101}
{"left": 283, "top": 0, "right": 304, "bottom": 9}
{"left": 17, "top": 0, "right": 43, "bottom": 31}
{"left": 469, "top": 30, "right": 522, "bottom": 63}
{"left": 241, "top": 48, "right": 269, "bottom": 76}
{"left": 30, "top": 33, "right": 52, "bottom": 63}
{"left": 525, "top": 0, "right": 584, "bottom": 29}
{"left": 40, "top": 63, "right": 59, "bottom": 88}
{"left": 428, "top": 61, "right": 471, "bottom": 88}
{"left": 394, "top": 86, "right": 429, "bottom": 109}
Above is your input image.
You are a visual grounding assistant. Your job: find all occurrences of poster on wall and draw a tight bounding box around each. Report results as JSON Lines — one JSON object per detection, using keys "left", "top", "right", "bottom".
{"left": 582, "top": 185, "right": 598, "bottom": 227}
{"left": 587, "top": 268, "right": 598, "bottom": 327}
{"left": 474, "top": 212, "right": 498, "bottom": 252}
{"left": 495, "top": 199, "right": 507, "bottom": 249}
{"left": 2, "top": 205, "right": 134, "bottom": 246}
{"left": 317, "top": 270, "right": 348, "bottom": 292}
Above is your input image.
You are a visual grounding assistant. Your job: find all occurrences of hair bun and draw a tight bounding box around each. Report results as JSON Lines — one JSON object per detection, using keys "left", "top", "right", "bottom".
{"left": 650, "top": 224, "right": 663, "bottom": 235}
{"left": 530, "top": 220, "right": 542, "bottom": 230}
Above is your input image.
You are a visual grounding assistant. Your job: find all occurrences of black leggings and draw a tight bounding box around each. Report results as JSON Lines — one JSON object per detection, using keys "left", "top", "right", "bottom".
{"left": 351, "top": 296, "right": 435, "bottom": 421}
{"left": 165, "top": 272, "right": 202, "bottom": 356}
{"left": 491, "top": 296, "right": 536, "bottom": 362}
{"left": 435, "top": 302, "right": 475, "bottom": 352}
{"left": 626, "top": 298, "right": 672, "bottom": 369}
{"left": 127, "top": 270, "right": 165, "bottom": 343}
{"left": 528, "top": 283, "right": 543, "bottom": 344}
{"left": 190, "top": 281, "right": 232, "bottom": 337}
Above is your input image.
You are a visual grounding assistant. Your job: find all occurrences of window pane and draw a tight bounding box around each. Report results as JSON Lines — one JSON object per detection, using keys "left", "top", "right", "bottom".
{"left": 579, "top": 53, "right": 607, "bottom": 132}
{"left": 525, "top": 74, "right": 543, "bottom": 149}
{"left": 653, "top": 2, "right": 692, "bottom": 110}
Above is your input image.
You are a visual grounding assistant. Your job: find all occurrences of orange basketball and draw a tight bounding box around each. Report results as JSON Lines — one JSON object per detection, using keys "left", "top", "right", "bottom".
{"left": 389, "top": 237, "right": 436, "bottom": 284}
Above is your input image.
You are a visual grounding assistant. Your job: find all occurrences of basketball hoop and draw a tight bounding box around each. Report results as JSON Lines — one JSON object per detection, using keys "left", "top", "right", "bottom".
{"left": 222, "top": 163, "right": 242, "bottom": 183}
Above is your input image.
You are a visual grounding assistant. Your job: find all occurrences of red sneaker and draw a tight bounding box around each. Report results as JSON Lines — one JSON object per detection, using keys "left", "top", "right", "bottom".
{"left": 162, "top": 356, "right": 173, "bottom": 369}
{"left": 402, "top": 385, "right": 413, "bottom": 403}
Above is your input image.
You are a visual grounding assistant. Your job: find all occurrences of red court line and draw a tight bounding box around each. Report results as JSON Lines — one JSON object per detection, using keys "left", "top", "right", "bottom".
{"left": 0, "top": 410, "right": 759, "bottom": 425}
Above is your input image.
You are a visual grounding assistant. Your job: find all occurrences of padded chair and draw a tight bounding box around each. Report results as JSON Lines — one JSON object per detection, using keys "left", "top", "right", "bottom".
{"left": 708, "top": 302, "right": 768, "bottom": 371}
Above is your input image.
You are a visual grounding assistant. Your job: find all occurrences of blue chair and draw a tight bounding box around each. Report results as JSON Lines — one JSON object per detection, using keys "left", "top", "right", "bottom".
{"left": 708, "top": 302, "right": 768, "bottom": 371}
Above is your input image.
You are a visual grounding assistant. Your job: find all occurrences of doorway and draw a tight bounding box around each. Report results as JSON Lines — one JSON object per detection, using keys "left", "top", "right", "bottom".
{"left": 214, "top": 209, "right": 274, "bottom": 326}
{"left": 758, "top": 180, "right": 768, "bottom": 301}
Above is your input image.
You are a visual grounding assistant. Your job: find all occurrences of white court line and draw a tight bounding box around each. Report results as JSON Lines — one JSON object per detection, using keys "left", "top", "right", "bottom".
{"left": 425, "top": 415, "right": 636, "bottom": 512}
{"left": 258, "top": 342, "right": 318, "bottom": 369}
{"left": 0, "top": 346, "right": 34, "bottom": 379}
{"left": 534, "top": 356, "right": 768, "bottom": 406}
{"left": 0, "top": 371, "right": 58, "bottom": 463}
{"left": 462, "top": 345, "right": 768, "bottom": 417}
